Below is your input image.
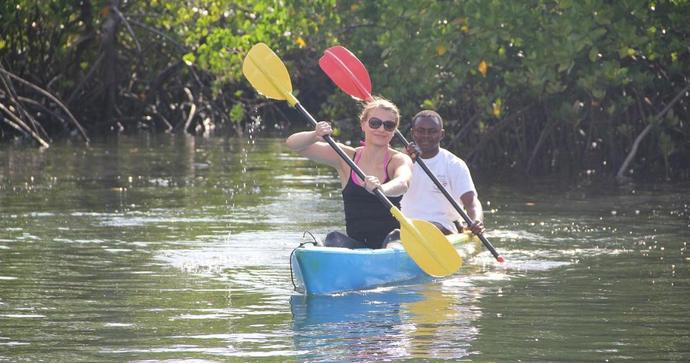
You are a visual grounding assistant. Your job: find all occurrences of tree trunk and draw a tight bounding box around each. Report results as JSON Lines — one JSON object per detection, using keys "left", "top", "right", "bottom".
{"left": 100, "top": 0, "right": 121, "bottom": 131}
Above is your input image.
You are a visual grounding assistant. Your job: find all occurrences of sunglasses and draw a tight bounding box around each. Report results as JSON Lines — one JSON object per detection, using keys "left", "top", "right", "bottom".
{"left": 368, "top": 117, "right": 397, "bottom": 131}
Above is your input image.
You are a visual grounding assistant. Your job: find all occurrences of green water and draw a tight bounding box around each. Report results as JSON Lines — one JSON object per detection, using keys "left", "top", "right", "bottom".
{"left": 1, "top": 134, "right": 688, "bottom": 362}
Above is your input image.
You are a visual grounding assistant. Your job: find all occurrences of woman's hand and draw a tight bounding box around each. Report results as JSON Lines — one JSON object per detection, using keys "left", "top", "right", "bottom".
{"left": 314, "top": 121, "right": 332, "bottom": 140}
{"left": 363, "top": 175, "right": 381, "bottom": 194}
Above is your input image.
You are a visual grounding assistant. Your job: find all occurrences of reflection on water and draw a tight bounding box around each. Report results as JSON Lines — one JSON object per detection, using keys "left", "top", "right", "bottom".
{"left": 1, "top": 134, "right": 689, "bottom": 361}
{"left": 290, "top": 283, "right": 481, "bottom": 361}
{"left": 291, "top": 290, "right": 417, "bottom": 361}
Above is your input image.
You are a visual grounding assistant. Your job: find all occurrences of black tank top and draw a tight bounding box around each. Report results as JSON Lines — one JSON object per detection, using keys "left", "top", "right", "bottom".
{"left": 342, "top": 151, "right": 402, "bottom": 249}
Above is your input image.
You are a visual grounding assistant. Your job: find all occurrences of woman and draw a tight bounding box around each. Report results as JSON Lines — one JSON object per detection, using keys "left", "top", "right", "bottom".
{"left": 286, "top": 97, "right": 413, "bottom": 249}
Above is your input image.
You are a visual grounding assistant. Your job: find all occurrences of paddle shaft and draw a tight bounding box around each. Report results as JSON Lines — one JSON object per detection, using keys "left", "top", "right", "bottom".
{"left": 294, "top": 103, "right": 394, "bottom": 210}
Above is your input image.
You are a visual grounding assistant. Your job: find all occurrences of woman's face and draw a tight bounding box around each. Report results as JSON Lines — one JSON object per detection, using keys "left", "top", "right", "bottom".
{"left": 361, "top": 108, "right": 398, "bottom": 145}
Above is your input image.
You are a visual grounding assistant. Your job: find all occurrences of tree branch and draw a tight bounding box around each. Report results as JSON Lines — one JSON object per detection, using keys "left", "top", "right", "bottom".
{"left": 615, "top": 80, "right": 690, "bottom": 182}
{"left": 0, "top": 67, "right": 90, "bottom": 143}
{"left": 0, "top": 103, "right": 50, "bottom": 147}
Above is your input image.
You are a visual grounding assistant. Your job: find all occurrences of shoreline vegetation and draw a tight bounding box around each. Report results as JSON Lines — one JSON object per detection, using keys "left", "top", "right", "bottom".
{"left": 1, "top": 1, "right": 688, "bottom": 182}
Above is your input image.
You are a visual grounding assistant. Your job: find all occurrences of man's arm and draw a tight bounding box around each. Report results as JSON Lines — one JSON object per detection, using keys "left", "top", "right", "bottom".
{"left": 460, "top": 191, "right": 485, "bottom": 235}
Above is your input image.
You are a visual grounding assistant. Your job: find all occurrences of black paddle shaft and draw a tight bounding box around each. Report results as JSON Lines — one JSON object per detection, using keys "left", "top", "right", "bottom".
{"left": 393, "top": 130, "right": 502, "bottom": 260}
{"left": 295, "top": 103, "right": 394, "bottom": 210}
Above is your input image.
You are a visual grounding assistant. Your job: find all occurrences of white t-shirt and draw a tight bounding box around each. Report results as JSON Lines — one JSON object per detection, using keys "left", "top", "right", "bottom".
{"left": 401, "top": 148, "right": 476, "bottom": 233}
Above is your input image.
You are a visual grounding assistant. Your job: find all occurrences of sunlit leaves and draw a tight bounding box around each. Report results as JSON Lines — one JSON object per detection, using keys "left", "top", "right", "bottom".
{"left": 140, "top": 0, "right": 338, "bottom": 94}
{"left": 492, "top": 98, "right": 502, "bottom": 119}
{"left": 422, "top": 99, "right": 436, "bottom": 109}
{"left": 588, "top": 48, "right": 600, "bottom": 62}
{"left": 229, "top": 103, "right": 245, "bottom": 124}
{"left": 183, "top": 53, "right": 195, "bottom": 66}
{"left": 295, "top": 37, "right": 307, "bottom": 48}
{"left": 478, "top": 60, "right": 488, "bottom": 77}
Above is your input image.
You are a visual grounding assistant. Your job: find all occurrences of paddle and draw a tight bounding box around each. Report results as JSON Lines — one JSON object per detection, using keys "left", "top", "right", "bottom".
{"left": 242, "top": 43, "right": 461, "bottom": 277}
{"left": 319, "top": 45, "right": 505, "bottom": 263}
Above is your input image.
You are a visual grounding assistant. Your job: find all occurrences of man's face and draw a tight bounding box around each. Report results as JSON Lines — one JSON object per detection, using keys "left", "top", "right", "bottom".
{"left": 412, "top": 116, "right": 444, "bottom": 156}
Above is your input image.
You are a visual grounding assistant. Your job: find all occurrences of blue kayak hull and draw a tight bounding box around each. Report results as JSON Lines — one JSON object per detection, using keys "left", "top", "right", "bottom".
{"left": 291, "top": 233, "right": 481, "bottom": 295}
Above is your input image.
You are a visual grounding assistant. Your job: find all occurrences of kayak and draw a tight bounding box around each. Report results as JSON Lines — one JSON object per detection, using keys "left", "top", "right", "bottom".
{"left": 290, "top": 232, "right": 482, "bottom": 295}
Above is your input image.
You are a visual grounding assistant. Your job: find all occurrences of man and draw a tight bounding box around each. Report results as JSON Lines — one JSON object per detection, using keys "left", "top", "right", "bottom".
{"left": 401, "top": 110, "right": 485, "bottom": 235}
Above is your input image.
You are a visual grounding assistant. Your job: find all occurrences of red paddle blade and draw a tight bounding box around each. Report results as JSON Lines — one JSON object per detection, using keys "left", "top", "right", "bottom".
{"left": 319, "top": 46, "right": 373, "bottom": 101}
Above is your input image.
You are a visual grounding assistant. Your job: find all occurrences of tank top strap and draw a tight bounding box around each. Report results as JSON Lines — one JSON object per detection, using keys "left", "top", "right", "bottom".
{"left": 383, "top": 149, "right": 392, "bottom": 182}
{"left": 351, "top": 150, "right": 365, "bottom": 186}
{"left": 350, "top": 148, "right": 393, "bottom": 185}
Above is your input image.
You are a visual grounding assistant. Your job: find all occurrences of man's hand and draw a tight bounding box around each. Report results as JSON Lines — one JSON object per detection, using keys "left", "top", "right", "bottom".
{"left": 468, "top": 220, "right": 485, "bottom": 236}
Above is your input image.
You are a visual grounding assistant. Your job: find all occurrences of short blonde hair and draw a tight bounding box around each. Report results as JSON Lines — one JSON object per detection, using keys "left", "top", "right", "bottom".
{"left": 358, "top": 96, "right": 400, "bottom": 125}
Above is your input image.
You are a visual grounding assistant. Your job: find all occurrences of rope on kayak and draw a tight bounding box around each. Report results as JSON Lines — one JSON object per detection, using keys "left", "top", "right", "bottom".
{"left": 289, "top": 231, "right": 319, "bottom": 291}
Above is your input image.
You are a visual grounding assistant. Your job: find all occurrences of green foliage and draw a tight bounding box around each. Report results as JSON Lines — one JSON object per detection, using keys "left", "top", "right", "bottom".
{"left": 1, "top": 0, "right": 688, "bottom": 180}
{"left": 229, "top": 103, "right": 245, "bottom": 124}
{"left": 317, "top": 0, "right": 690, "bottom": 180}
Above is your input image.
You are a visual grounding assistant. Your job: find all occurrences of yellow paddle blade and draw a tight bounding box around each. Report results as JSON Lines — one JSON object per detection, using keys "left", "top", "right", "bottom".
{"left": 242, "top": 43, "right": 298, "bottom": 106}
{"left": 391, "top": 207, "right": 462, "bottom": 277}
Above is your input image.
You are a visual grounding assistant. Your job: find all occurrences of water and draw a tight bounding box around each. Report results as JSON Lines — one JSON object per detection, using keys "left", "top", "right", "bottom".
{"left": 1, "top": 134, "right": 688, "bottom": 362}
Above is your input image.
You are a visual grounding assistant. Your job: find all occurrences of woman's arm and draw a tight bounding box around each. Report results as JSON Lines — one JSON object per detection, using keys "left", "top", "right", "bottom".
{"left": 285, "top": 121, "right": 350, "bottom": 169}
{"left": 368, "top": 152, "right": 412, "bottom": 197}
